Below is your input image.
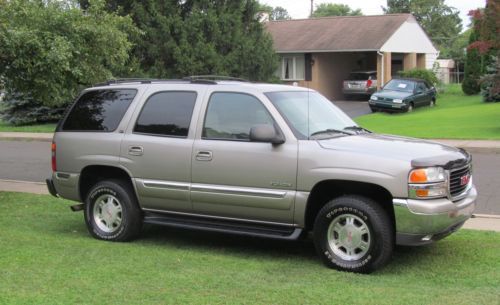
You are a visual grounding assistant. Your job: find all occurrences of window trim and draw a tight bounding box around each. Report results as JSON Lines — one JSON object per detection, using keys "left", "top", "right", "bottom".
{"left": 281, "top": 55, "right": 305, "bottom": 81}
{"left": 60, "top": 88, "right": 138, "bottom": 133}
{"left": 132, "top": 90, "right": 198, "bottom": 138}
{"left": 201, "top": 91, "right": 284, "bottom": 143}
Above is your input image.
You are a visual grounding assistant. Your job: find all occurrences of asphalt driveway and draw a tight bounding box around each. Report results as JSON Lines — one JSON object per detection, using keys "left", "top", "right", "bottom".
{"left": 333, "top": 100, "right": 371, "bottom": 118}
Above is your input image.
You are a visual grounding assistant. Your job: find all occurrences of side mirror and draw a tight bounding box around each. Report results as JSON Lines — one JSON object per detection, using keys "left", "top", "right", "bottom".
{"left": 249, "top": 124, "right": 284, "bottom": 145}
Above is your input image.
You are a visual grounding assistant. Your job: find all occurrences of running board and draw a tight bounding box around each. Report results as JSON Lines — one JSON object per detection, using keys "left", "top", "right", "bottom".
{"left": 143, "top": 212, "right": 302, "bottom": 240}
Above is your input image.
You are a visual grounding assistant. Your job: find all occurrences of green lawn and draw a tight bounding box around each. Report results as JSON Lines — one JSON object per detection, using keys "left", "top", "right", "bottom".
{"left": 1, "top": 192, "right": 499, "bottom": 305}
{"left": 0, "top": 120, "right": 56, "bottom": 133}
{"left": 356, "top": 85, "right": 500, "bottom": 140}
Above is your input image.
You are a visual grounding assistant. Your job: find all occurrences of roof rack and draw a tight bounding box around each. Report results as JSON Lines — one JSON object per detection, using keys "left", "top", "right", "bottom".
{"left": 183, "top": 75, "right": 249, "bottom": 82}
{"left": 93, "top": 78, "right": 168, "bottom": 87}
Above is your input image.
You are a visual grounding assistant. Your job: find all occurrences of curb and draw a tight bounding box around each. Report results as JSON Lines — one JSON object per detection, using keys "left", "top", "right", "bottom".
{"left": 0, "top": 132, "right": 53, "bottom": 142}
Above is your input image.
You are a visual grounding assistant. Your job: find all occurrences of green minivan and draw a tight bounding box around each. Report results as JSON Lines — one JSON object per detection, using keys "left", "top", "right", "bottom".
{"left": 369, "top": 78, "right": 436, "bottom": 113}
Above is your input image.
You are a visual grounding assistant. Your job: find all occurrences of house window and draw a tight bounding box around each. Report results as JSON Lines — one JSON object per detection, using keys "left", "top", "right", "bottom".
{"left": 280, "top": 54, "right": 305, "bottom": 81}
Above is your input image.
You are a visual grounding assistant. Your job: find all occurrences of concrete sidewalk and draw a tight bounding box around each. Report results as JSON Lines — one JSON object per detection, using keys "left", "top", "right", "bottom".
{"left": 1, "top": 132, "right": 500, "bottom": 153}
{"left": 1, "top": 178, "right": 499, "bottom": 232}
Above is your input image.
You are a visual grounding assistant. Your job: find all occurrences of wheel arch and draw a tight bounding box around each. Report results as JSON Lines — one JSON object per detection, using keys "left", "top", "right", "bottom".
{"left": 79, "top": 165, "right": 137, "bottom": 202}
{"left": 304, "top": 180, "right": 395, "bottom": 232}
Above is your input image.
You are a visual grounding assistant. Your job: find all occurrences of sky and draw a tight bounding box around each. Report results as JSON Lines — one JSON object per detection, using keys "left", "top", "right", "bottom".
{"left": 260, "top": 0, "right": 486, "bottom": 29}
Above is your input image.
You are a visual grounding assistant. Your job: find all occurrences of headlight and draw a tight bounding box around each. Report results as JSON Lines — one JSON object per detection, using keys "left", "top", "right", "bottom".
{"left": 408, "top": 167, "right": 447, "bottom": 199}
{"left": 371, "top": 96, "right": 378, "bottom": 100}
{"left": 393, "top": 99, "right": 403, "bottom": 104}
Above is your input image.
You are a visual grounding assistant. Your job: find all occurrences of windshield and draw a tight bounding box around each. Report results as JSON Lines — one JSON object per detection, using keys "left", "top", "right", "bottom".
{"left": 383, "top": 79, "right": 415, "bottom": 92}
{"left": 265, "top": 91, "right": 357, "bottom": 139}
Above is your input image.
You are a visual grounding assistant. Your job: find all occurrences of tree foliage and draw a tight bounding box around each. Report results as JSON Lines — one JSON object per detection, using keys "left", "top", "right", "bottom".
{"left": 383, "top": 0, "right": 462, "bottom": 53}
{"left": 88, "top": 0, "right": 278, "bottom": 81}
{"left": 462, "top": 24, "right": 482, "bottom": 95}
{"left": 270, "top": 6, "right": 291, "bottom": 21}
{"left": 0, "top": 0, "right": 137, "bottom": 124}
{"left": 312, "top": 3, "right": 362, "bottom": 18}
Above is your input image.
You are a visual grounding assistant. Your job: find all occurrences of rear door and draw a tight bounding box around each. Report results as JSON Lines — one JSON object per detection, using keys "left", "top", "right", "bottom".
{"left": 120, "top": 84, "right": 206, "bottom": 212}
{"left": 190, "top": 90, "right": 298, "bottom": 223}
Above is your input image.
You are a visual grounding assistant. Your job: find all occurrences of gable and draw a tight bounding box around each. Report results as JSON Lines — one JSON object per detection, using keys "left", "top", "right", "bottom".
{"left": 380, "top": 17, "right": 438, "bottom": 54}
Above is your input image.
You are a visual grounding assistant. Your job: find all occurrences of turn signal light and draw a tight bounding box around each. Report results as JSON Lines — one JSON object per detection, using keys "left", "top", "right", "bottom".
{"left": 409, "top": 169, "right": 427, "bottom": 183}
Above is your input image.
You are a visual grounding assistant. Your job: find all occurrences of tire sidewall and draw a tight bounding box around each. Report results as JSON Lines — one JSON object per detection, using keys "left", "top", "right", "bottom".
{"left": 314, "top": 200, "right": 388, "bottom": 272}
{"left": 84, "top": 182, "right": 131, "bottom": 241}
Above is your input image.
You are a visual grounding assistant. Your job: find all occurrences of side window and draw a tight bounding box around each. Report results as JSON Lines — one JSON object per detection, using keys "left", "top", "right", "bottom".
{"left": 62, "top": 89, "right": 136, "bottom": 131}
{"left": 417, "top": 82, "right": 426, "bottom": 91}
{"left": 203, "top": 93, "right": 274, "bottom": 141}
{"left": 134, "top": 91, "right": 197, "bottom": 137}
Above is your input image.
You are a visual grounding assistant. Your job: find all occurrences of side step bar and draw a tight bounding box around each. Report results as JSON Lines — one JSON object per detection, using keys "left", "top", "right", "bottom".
{"left": 143, "top": 212, "right": 303, "bottom": 240}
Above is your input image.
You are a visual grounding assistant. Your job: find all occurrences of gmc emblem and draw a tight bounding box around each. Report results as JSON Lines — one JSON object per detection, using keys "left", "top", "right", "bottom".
{"left": 460, "top": 175, "right": 470, "bottom": 186}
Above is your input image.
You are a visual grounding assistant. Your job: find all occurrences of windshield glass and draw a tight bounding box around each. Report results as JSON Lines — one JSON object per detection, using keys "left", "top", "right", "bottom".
{"left": 265, "top": 91, "right": 356, "bottom": 139}
{"left": 383, "top": 79, "right": 415, "bottom": 92}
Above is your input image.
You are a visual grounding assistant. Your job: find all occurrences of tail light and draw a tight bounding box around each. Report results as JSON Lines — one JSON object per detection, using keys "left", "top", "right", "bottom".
{"left": 51, "top": 142, "right": 57, "bottom": 172}
{"left": 366, "top": 79, "right": 373, "bottom": 88}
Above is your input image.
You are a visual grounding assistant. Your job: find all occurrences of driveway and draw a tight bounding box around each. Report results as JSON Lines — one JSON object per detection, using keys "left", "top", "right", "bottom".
{"left": 333, "top": 100, "right": 371, "bottom": 118}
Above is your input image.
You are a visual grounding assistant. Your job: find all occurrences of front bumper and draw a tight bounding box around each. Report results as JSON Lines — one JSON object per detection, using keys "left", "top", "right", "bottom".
{"left": 394, "top": 186, "right": 477, "bottom": 246}
{"left": 369, "top": 100, "right": 408, "bottom": 112}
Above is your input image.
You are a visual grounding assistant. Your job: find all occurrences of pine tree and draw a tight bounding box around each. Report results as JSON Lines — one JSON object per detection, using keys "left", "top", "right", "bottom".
{"left": 462, "top": 25, "right": 482, "bottom": 95}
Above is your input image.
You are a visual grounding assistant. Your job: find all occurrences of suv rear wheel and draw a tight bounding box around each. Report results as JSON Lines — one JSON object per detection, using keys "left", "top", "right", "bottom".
{"left": 84, "top": 180, "right": 142, "bottom": 241}
{"left": 313, "top": 195, "right": 393, "bottom": 273}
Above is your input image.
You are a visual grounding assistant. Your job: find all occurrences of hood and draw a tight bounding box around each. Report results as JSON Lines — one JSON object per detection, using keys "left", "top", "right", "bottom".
{"left": 373, "top": 90, "right": 413, "bottom": 100}
{"left": 318, "top": 133, "right": 469, "bottom": 169}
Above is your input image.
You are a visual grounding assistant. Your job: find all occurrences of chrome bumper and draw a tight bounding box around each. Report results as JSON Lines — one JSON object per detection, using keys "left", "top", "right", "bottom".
{"left": 393, "top": 186, "right": 477, "bottom": 246}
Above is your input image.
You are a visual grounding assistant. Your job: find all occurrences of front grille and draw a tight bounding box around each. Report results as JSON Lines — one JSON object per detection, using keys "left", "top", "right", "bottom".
{"left": 449, "top": 164, "right": 471, "bottom": 199}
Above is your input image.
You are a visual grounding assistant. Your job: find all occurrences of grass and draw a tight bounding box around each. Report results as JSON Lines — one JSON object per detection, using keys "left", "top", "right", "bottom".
{"left": 0, "top": 120, "right": 56, "bottom": 133}
{"left": 0, "top": 192, "right": 499, "bottom": 305}
{"left": 355, "top": 84, "right": 500, "bottom": 140}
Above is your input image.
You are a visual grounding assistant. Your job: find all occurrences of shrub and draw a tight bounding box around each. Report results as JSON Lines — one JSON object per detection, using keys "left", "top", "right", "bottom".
{"left": 1, "top": 94, "right": 64, "bottom": 125}
{"left": 480, "top": 56, "right": 500, "bottom": 102}
{"left": 398, "top": 68, "right": 440, "bottom": 86}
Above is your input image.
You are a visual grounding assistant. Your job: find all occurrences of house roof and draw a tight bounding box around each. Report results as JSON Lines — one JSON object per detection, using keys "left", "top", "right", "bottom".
{"left": 266, "top": 14, "right": 413, "bottom": 53}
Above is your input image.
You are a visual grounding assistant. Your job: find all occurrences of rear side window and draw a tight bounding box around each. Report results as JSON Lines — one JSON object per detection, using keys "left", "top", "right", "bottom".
{"left": 62, "top": 89, "right": 136, "bottom": 131}
{"left": 134, "top": 91, "right": 197, "bottom": 137}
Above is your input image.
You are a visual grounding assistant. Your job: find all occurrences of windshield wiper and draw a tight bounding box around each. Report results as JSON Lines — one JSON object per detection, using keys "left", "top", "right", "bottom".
{"left": 344, "top": 126, "right": 372, "bottom": 133}
{"left": 310, "top": 129, "right": 354, "bottom": 138}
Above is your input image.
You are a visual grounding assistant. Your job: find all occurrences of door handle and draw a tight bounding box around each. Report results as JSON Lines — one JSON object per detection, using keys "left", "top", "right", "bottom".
{"left": 196, "top": 151, "right": 213, "bottom": 161}
{"left": 128, "top": 146, "right": 144, "bottom": 156}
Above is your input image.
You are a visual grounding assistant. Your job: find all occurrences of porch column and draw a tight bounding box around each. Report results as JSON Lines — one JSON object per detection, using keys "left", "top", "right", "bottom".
{"left": 383, "top": 52, "right": 392, "bottom": 85}
{"left": 417, "top": 54, "right": 426, "bottom": 69}
{"left": 377, "top": 54, "right": 382, "bottom": 89}
{"left": 403, "top": 52, "right": 417, "bottom": 70}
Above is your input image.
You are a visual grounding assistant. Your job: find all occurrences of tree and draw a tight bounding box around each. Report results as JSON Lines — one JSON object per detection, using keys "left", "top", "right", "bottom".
{"left": 382, "top": 0, "right": 462, "bottom": 54}
{"left": 462, "top": 21, "right": 482, "bottom": 95}
{"left": 312, "top": 3, "right": 362, "bottom": 18}
{"left": 271, "top": 6, "right": 291, "bottom": 21}
{"left": 0, "top": 0, "right": 137, "bottom": 124}
{"left": 92, "top": 0, "right": 278, "bottom": 81}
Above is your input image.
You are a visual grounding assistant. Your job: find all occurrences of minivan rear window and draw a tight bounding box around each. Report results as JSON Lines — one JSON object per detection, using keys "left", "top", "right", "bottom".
{"left": 347, "top": 73, "right": 376, "bottom": 80}
{"left": 62, "top": 89, "right": 136, "bottom": 131}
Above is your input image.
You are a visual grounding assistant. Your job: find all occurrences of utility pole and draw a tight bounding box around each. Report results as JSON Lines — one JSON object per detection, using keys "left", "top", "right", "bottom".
{"left": 310, "top": 0, "right": 314, "bottom": 17}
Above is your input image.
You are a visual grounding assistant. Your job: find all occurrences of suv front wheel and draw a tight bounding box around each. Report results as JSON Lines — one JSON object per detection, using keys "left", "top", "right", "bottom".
{"left": 313, "top": 195, "right": 393, "bottom": 273}
{"left": 84, "top": 180, "right": 142, "bottom": 241}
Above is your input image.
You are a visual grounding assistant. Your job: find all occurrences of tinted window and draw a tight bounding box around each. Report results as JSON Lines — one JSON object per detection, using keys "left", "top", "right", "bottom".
{"left": 348, "top": 73, "right": 370, "bottom": 80}
{"left": 134, "top": 91, "right": 197, "bottom": 137}
{"left": 203, "top": 93, "right": 274, "bottom": 141}
{"left": 63, "top": 89, "right": 136, "bottom": 131}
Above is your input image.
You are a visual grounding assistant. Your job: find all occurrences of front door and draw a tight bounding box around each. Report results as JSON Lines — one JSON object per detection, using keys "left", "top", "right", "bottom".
{"left": 191, "top": 92, "right": 298, "bottom": 223}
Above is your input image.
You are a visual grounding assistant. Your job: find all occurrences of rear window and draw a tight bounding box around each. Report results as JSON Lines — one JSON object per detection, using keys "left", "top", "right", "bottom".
{"left": 347, "top": 73, "right": 375, "bottom": 80}
{"left": 62, "top": 89, "right": 136, "bottom": 131}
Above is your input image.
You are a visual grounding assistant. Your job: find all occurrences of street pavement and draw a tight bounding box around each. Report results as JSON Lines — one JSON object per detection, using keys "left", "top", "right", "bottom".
{"left": 0, "top": 139, "right": 498, "bottom": 215}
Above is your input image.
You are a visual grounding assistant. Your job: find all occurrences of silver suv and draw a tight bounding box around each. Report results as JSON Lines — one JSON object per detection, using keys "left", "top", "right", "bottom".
{"left": 47, "top": 77, "right": 476, "bottom": 273}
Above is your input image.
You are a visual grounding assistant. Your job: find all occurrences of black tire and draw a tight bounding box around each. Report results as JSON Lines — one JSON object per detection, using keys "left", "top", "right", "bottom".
{"left": 370, "top": 106, "right": 378, "bottom": 113}
{"left": 406, "top": 102, "right": 414, "bottom": 113}
{"left": 84, "top": 179, "right": 142, "bottom": 241}
{"left": 313, "top": 195, "right": 393, "bottom": 273}
{"left": 430, "top": 99, "right": 436, "bottom": 107}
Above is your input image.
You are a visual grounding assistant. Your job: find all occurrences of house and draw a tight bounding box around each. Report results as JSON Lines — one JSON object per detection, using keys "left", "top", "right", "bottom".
{"left": 266, "top": 14, "right": 439, "bottom": 100}
{"left": 435, "top": 59, "right": 456, "bottom": 84}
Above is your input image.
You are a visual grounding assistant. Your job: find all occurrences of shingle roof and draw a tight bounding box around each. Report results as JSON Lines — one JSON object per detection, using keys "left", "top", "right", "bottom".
{"left": 266, "top": 14, "right": 412, "bottom": 52}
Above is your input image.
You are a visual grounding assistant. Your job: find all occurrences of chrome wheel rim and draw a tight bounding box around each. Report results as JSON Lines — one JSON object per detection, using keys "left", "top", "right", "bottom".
{"left": 327, "top": 214, "right": 371, "bottom": 261}
{"left": 93, "top": 194, "right": 123, "bottom": 233}
{"left": 430, "top": 100, "right": 435, "bottom": 107}
{"left": 408, "top": 105, "right": 413, "bottom": 112}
